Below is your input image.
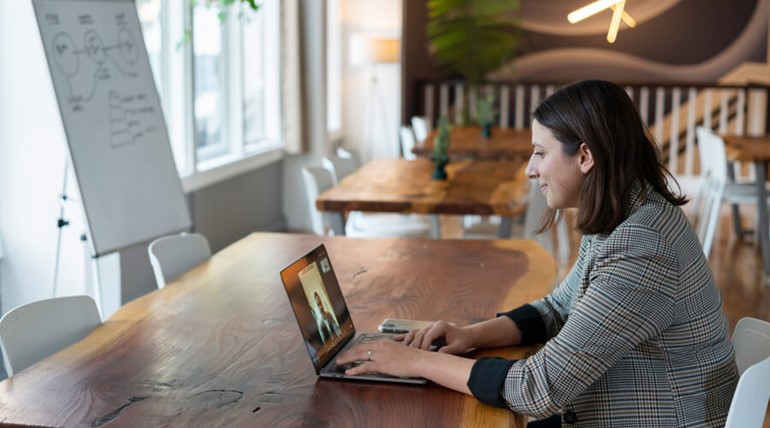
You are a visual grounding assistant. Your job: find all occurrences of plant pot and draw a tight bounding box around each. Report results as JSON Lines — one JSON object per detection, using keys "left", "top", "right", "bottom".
{"left": 432, "top": 160, "right": 448, "bottom": 180}
{"left": 481, "top": 122, "right": 493, "bottom": 139}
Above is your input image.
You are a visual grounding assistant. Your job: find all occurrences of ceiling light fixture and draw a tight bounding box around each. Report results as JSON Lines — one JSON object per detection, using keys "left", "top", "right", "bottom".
{"left": 568, "top": 0, "right": 636, "bottom": 43}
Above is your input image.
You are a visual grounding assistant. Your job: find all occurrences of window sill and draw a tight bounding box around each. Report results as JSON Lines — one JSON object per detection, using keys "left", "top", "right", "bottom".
{"left": 181, "top": 145, "right": 283, "bottom": 193}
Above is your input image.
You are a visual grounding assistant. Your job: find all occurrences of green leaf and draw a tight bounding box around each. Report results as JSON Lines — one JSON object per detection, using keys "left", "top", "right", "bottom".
{"left": 427, "top": 0, "right": 520, "bottom": 85}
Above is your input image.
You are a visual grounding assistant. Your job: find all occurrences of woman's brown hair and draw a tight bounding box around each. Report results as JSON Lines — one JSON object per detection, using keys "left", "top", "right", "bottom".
{"left": 533, "top": 79, "right": 687, "bottom": 235}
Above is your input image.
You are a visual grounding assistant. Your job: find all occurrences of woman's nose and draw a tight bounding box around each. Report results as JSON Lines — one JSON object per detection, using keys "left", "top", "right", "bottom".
{"left": 525, "top": 160, "right": 538, "bottom": 179}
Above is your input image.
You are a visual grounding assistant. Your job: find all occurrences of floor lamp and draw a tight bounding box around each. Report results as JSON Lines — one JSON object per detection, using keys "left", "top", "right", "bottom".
{"left": 349, "top": 33, "right": 400, "bottom": 160}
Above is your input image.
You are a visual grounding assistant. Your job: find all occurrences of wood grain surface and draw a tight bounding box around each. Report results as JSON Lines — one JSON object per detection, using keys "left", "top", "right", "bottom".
{"left": 316, "top": 158, "right": 529, "bottom": 217}
{"left": 0, "top": 233, "right": 555, "bottom": 427}
{"left": 721, "top": 134, "right": 770, "bottom": 162}
{"left": 414, "top": 126, "right": 533, "bottom": 160}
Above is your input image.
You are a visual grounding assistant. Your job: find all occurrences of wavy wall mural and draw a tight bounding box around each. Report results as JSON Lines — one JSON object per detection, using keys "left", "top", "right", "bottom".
{"left": 494, "top": 0, "right": 768, "bottom": 83}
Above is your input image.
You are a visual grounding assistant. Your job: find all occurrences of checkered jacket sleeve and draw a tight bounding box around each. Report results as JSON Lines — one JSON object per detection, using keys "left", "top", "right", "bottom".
{"left": 469, "top": 185, "right": 738, "bottom": 427}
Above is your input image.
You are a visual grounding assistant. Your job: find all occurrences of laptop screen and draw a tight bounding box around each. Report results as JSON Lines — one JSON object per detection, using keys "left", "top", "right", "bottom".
{"left": 280, "top": 244, "right": 355, "bottom": 371}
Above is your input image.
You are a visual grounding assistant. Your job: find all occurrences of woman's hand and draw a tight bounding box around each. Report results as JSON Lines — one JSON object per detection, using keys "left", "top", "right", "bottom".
{"left": 398, "top": 320, "right": 474, "bottom": 354}
{"left": 335, "top": 338, "right": 428, "bottom": 378}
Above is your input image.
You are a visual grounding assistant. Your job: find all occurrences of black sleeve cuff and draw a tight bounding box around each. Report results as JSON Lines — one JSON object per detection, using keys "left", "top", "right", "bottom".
{"left": 497, "top": 304, "right": 547, "bottom": 345}
{"left": 467, "top": 357, "right": 517, "bottom": 408}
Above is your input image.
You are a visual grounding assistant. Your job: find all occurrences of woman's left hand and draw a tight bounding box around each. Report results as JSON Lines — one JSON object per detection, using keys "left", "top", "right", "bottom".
{"left": 335, "top": 338, "right": 428, "bottom": 378}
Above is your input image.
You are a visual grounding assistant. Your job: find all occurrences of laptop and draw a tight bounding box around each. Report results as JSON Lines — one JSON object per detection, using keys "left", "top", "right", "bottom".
{"left": 279, "top": 244, "right": 427, "bottom": 384}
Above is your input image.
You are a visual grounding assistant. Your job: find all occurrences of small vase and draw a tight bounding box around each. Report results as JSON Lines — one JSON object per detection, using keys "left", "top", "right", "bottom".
{"left": 432, "top": 160, "right": 448, "bottom": 180}
{"left": 481, "top": 122, "right": 493, "bottom": 139}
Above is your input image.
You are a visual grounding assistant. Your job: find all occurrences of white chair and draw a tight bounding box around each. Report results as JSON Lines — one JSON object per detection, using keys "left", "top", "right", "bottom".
{"left": 0, "top": 295, "right": 101, "bottom": 377}
{"left": 321, "top": 155, "right": 358, "bottom": 185}
{"left": 411, "top": 116, "right": 432, "bottom": 142}
{"left": 693, "top": 128, "right": 766, "bottom": 256}
{"left": 732, "top": 317, "right": 770, "bottom": 375}
{"left": 148, "top": 232, "right": 211, "bottom": 289}
{"left": 399, "top": 126, "right": 418, "bottom": 160}
{"left": 724, "top": 356, "right": 770, "bottom": 428}
{"left": 302, "top": 166, "right": 433, "bottom": 238}
{"left": 336, "top": 146, "right": 362, "bottom": 167}
{"left": 463, "top": 180, "right": 571, "bottom": 265}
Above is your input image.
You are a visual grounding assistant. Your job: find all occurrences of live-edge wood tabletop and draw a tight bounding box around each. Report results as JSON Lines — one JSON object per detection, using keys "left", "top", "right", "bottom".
{"left": 414, "top": 126, "right": 533, "bottom": 160}
{"left": 0, "top": 232, "right": 555, "bottom": 427}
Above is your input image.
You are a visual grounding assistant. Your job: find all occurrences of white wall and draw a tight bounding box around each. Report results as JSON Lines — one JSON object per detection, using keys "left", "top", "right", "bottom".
{"left": 341, "top": 0, "right": 403, "bottom": 162}
{"left": 0, "top": 0, "right": 107, "bottom": 315}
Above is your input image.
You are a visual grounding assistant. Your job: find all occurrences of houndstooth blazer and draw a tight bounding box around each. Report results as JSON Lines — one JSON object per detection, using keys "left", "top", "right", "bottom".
{"left": 468, "top": 181, "right": 739, "bottom": 427}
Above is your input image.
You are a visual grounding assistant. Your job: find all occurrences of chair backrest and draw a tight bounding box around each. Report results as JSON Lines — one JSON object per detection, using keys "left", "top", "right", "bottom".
{"left": 697, "top": 127, "right": 729, "bottom": 180}
{"left": 733, "top": 317, "right": 770, "bottom": 375}
{"left": 399, "top": 126, "right": 418, "bottom": 160}
{"left": 336, "top": 147, "right": 362, "bottom": 168}
{"left": 411, "top": 116, "right": 431, "bottom": 142}
{"left": 724, "top": 356, "right": 770, "bottom": 428}
{"left": 302, "top": 166, "right": 336, "bottom": 236}
{"left": 0, "top": 295, "right": 101, "bottom": 377}
{"left": 148, "top": 233, "right": 211, "bottom": 289}
{"left": 522, "top": 180, "right": 571, "bottom": 264}
{"left": 693, "top": 127, "right": 728, "bottom": 256}
{"left": 322, "top": 155, "right": 358, "bottom": 184}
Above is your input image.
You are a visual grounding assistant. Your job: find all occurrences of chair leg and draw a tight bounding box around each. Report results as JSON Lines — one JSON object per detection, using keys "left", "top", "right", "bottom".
{"left": 730, "top": 204, "right": 752, "bottom": 239}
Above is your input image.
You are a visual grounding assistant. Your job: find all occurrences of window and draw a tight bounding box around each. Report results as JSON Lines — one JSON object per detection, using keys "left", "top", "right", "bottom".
{"left": 136, "top": 0, "right": 281, "bottom": 187}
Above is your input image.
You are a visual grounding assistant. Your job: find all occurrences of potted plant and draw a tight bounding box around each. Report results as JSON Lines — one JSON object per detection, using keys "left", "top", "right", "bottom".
{"left": 202, "top": 0, "right": 259, "bottom": 20}
{"left": 427, "top": 0, "right": 520, "bottom": 124}
{"left": 179, "top": 0, "right": 260, "bottom": 46}
{"left": 432, "top": 115, "right": 452, "bottom": 180}
{"left": 475, "top": 92, "right": 496, "bottom": 138}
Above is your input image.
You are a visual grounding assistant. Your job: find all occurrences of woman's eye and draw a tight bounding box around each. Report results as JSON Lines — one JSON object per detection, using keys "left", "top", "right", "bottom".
{"left": 532, "top": 152, "right": 543, "bottom": 157}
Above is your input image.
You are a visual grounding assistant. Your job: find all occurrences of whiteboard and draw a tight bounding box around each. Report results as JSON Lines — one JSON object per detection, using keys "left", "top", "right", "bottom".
{"left": 32, "top": 0, "right": 191, "bottom": 256}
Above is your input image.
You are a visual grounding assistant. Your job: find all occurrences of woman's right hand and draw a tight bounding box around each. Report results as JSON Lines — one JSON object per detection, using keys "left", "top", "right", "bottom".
{"left": 398, "top": 320, "right": 474, "bottom": 354}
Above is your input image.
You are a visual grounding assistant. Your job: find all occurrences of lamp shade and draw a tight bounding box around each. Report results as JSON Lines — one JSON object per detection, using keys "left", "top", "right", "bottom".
{"left": 349, "top": 33, "right": 400, "bottom": 65}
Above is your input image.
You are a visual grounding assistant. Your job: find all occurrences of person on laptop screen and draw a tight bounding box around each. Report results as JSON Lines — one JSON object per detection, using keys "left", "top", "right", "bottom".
{"left": 336, "top": 80, "right": 738, "bottom": 428}
{"left": 313, "top": 291, "right": 341, "bottom": 343}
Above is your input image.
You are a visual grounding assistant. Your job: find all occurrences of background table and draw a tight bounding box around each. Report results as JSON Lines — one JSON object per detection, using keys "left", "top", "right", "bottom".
{"left": 316, "top": 158, "right": 530, "bottom": 238}
{"left": 414, "top": 126, "right": 533, "bottom": 160}
{"left": 0, "top": 232, "right": 555, "bottom": 427}
{"left": 722, "top": 134, "right": 770, "bottom": 280}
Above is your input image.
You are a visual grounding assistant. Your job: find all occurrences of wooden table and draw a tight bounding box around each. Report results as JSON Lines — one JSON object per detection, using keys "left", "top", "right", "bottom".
{"left": 0, "top": 233, "right": 555, "bottom": 427}
{"left": 413, "top": 126, "right": 532, "bottom": 160}
{"left": 722, "top": 134, "right": 770, "bottom": 279}
{"left": 316, "top": 158, "right": 530, "bottom": 238}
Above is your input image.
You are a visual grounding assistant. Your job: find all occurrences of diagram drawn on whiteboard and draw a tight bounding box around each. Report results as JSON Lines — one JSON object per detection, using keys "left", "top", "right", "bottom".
{"left": 47, "top": 12, "right": 141, "bottom": 112}
{"left": 33, "top": 0, "right": 192, "bottom": 257}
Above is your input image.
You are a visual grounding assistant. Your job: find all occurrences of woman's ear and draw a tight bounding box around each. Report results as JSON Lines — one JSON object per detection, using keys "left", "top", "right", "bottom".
{"left": 578, "top": 143, "right": 595, "bottom": 174}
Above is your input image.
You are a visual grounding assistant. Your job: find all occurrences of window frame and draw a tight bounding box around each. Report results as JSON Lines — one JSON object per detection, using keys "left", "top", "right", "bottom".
{"left": 139, "top": 0, "right": 283, "bottom": 191}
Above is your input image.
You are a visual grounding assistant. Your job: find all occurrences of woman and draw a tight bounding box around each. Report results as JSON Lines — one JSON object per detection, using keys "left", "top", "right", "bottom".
{"left": 336, "top": 80, "right": 738, "bottom": 427}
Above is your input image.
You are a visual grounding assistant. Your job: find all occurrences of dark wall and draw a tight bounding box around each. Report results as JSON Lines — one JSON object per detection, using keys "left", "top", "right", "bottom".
{"left": 402, "top": 0, "right": 768, "bottom": 122}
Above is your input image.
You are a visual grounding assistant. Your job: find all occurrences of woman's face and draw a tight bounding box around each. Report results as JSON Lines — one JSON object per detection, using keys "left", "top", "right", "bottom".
{"left": 525, "top": 119, "right": 592, "bottom": 209}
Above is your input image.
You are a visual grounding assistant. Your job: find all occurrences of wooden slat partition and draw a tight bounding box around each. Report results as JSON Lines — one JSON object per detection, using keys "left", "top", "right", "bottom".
{"left": 413, "top": 81, "right": 770, "bottom": 181}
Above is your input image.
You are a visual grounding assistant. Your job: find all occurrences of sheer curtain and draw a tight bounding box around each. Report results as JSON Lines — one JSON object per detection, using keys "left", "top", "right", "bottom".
{"left": 280, "top": 0, "right": 306, "bottom": 154}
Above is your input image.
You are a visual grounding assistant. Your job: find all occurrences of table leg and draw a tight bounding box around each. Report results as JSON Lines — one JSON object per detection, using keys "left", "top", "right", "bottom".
{"left": 754, "top": 160, "right": 770, "bottom": 280}
{"left": 498, "top": 217, "right": 513, "bottom": 238}
{"left": 430, "top": 215, "right": 441, "bottom": 239}
{"left": 330, "top": 212, "right": 346, "bottom": 236}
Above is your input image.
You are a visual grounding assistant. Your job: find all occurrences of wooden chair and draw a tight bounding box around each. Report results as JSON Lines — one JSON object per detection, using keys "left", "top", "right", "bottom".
{"left": 148, "top": 233, "right": 211, "bottom": 289}
{"left": 0, "top": 295, "right": 101, "bottom": 377}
